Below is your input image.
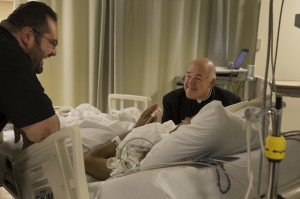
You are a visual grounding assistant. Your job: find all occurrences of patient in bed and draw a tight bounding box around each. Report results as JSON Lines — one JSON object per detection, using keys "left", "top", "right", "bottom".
{"left": 84, "top": 100, "right": 261, "bottom": 181}
{"left": 84, "top": 103, "right": 160, "bottom": 180}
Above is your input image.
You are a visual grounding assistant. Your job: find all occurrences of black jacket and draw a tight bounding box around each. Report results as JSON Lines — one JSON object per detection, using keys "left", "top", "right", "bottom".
{"left": 161, "top": 86, "right": 241, "bottom": 124}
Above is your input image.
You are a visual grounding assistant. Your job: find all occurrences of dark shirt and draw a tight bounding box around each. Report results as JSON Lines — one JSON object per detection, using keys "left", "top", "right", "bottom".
{"left": 0, "top": 26, "right": 55, "bottom": 131}
{"left": 161, "top": 86, "right": 241, "bottom": 124}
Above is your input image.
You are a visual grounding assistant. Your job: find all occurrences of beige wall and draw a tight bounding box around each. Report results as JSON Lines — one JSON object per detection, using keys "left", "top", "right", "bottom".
{"left": 255, "top": 0, "right": 300, "bottom": 132}
{"left": 0, "top": 1, "right": 13, "bottom": 21}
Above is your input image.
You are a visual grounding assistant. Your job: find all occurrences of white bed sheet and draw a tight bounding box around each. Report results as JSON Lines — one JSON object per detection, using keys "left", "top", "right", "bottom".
{"left": 90, "top": 138, "right": 300, "bottom": 199}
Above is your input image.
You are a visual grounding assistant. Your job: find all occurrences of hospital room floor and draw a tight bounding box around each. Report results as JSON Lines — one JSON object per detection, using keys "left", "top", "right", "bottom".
{"left": 0, "top": 187, "right": 14, "bottom": 199}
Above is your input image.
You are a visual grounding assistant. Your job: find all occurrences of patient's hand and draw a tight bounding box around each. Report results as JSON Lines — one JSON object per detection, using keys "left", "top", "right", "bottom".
{"left": 134, "top": 103, "right": 159, "bottom": 128}
{"left": 181, "top": 117, "right": 191, "bottom": 125}
{"left": 14, "top": 127, "right": 34, "bottom": 149}
{"left": 169, "top": 117, "right": 191, "bottom": 134}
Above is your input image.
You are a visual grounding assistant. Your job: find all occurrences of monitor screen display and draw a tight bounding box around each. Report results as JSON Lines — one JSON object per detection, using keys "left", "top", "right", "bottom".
{"left": 233, "top": 49, "right": 249, "bottom": 69}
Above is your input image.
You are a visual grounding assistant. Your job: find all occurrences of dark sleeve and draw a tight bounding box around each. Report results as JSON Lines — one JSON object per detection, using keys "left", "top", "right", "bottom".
{"left": 233, "top": 95, "right": 241, "bottom": 103}
{"left": 161, "top": 89, "right": 185, "bottom": 124}
{"left": 222, "top": 92, "right": 241, "bottom": 106}
{"left": 228, "top": 89, "right": 241, "bottom": 104}
{"left": 213, "top": 87, "right": 241, "bottom": 107}
{"left": 161, "top": 94, "right": 174, "bottom": 123}
{"left": 0, "top": 46, "right": 55, "bottom": 128}
{"left": 0, "top": 113, "right": 8, "bottom": 131}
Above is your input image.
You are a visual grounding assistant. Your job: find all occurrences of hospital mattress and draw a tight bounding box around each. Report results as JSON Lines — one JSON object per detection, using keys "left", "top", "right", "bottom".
{"left": 90, "top": 137, "right": 300, "bottom": 199}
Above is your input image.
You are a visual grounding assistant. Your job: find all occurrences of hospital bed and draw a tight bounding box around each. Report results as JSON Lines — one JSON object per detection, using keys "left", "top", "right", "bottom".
{"left": 1, "top": 95, "right": 300, "bottom": 199}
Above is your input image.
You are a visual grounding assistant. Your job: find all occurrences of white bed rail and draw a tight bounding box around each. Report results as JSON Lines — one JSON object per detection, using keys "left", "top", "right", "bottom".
{"left": 12, "top": 125, "right": 89, "bottom": 199}
{"left": 108, "top": 94, "right": 152, "bottom": 114}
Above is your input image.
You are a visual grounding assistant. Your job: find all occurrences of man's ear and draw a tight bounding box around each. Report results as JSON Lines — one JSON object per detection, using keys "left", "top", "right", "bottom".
{"left": 20, "top": 27, "right": 34, "bottom": 47}
{"left": 210, "top": 78, "right": 216, "bottom": 86}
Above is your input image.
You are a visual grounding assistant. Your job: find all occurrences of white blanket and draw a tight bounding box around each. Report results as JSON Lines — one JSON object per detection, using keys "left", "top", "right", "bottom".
{"left": 58, "top": 103, "right": 142, "bottom": 154}
{"left": 0, "top": 104, "right": 143, "bottom": 158}
{"left": 104, "top": 101, "right": 261, "bottom": 177}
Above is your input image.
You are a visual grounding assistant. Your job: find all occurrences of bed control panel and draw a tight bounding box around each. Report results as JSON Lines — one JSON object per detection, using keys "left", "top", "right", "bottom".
{"left": 34, "top": 187, "right": 53, "bottom": 199}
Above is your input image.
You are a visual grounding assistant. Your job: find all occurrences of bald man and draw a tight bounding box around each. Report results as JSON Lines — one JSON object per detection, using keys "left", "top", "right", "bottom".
{"left": 161, "top": 58, "right": 241, "bottom": 124}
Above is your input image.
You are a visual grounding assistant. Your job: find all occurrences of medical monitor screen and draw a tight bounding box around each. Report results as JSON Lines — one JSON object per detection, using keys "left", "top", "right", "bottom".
{"left": 233, "top": 48, "right": 249, "bottom": 70}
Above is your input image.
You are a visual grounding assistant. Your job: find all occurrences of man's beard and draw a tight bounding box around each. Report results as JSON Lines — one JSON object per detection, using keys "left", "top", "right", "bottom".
{"left": 34, "top": 63, "right": 44, "bottom": 74}
{"left": 28, "top": 42, "right": 44, "bottom": 74}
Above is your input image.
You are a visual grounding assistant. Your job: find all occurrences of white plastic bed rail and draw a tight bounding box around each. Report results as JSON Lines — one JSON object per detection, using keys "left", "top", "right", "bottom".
{"left": 108, "top": 94, "right": 152, "bottom": 114}
{"left": 11, "top": 125, "right": 89, "bottom": 199}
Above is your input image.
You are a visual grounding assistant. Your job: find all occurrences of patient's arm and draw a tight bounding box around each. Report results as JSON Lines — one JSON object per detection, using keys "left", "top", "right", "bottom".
{"left": 84, "top": 141, "right": 117, "bottom": 180}
{"left": 84, "top": 103, "right": 159, "bottom": 180}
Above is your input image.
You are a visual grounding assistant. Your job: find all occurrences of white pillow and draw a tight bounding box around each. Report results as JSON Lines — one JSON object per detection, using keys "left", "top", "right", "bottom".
{"left": 225, "top": 97, "right": 263, "bottom": 113}
{"left": 141, "top": 100, "right": 260, "bottom": 167}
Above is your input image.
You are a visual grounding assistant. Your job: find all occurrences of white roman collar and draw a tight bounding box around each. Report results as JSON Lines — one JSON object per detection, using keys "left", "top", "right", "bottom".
{"left": 196, "top": 88, "right": 212, "bottom": 103}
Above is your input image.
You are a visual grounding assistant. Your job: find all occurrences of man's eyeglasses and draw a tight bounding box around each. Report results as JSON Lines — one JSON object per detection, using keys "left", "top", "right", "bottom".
{"left": 32, "top": 28, "right": 58, "bottom": 49}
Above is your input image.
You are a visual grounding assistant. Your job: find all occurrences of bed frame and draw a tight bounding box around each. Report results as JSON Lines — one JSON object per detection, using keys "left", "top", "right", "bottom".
{"left": 108, "top": 94, "right": 152, "bottom": 114}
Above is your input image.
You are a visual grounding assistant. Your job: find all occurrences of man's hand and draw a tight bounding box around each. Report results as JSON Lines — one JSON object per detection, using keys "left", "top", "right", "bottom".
{"left": 134, "top": 103, "right": 159, "bottom": 128}
{"left": 14, "top": 127, "right": 34, "bottom": 149}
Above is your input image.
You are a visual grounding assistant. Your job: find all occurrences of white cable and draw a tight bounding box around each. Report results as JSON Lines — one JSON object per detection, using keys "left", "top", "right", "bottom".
{"left": 244, "top": 115, "right": 254, "bottom": 199}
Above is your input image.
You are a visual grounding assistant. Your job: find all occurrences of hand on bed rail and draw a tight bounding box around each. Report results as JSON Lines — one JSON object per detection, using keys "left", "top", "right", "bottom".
{"left": 14, "top": 127, "right": 34, "bottom": 149}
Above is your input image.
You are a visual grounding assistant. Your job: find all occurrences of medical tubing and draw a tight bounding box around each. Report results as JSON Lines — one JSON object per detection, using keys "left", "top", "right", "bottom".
{"left": 244, "top": 109, "right": 255, "bottom": 199}
{"left": 245, "top": 120, "right": 253, "bottom": 199}
{"left": 118, "top": 137, "right": 155, "bottom": 169}
{"left": 145, "top": 107, "right": 162, "bottom": 124}
{"left": 245, "top": 107, "right": 271, "bottom": 195}
{"left": 145, "top": 112, "right": 156, "bottom": 125}
{"left": 145, "top": 116, "right": 153, "bottom": 125}
{"left": 245, "top": 107, "right": 269, "bottom": 198}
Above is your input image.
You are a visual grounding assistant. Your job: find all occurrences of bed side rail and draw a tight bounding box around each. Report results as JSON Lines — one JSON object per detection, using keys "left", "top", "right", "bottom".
{"left": 108, "top": 93, "right": 152, "bottom": 114}
{"left": 11, "top": 125, "right": 89, "bottom": 199}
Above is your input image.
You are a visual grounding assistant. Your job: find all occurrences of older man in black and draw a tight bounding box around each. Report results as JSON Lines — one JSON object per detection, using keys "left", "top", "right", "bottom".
{"left": 162, "top": 58, "right": 241, "bottom": 125}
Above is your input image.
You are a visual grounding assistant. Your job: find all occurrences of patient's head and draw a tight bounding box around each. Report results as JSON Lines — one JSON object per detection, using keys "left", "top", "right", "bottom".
{"left": 183, "top": 58, "right": 216, "bottom": 100}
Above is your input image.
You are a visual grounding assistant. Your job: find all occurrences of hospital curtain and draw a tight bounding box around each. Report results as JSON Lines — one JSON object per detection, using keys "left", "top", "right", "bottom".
{"left": 110, "top": 0, "right": 260, "bottom": 110}
{"left": 87, "top": 0, "right": 116, "bottom": 111}
{"left": 19, "top": 0, "right": 260, "bottom": 112}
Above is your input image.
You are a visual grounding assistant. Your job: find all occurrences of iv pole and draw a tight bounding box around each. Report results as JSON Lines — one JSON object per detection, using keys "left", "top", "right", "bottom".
{"left": 261, "top": 0, "right": 286, "bottom": 198}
